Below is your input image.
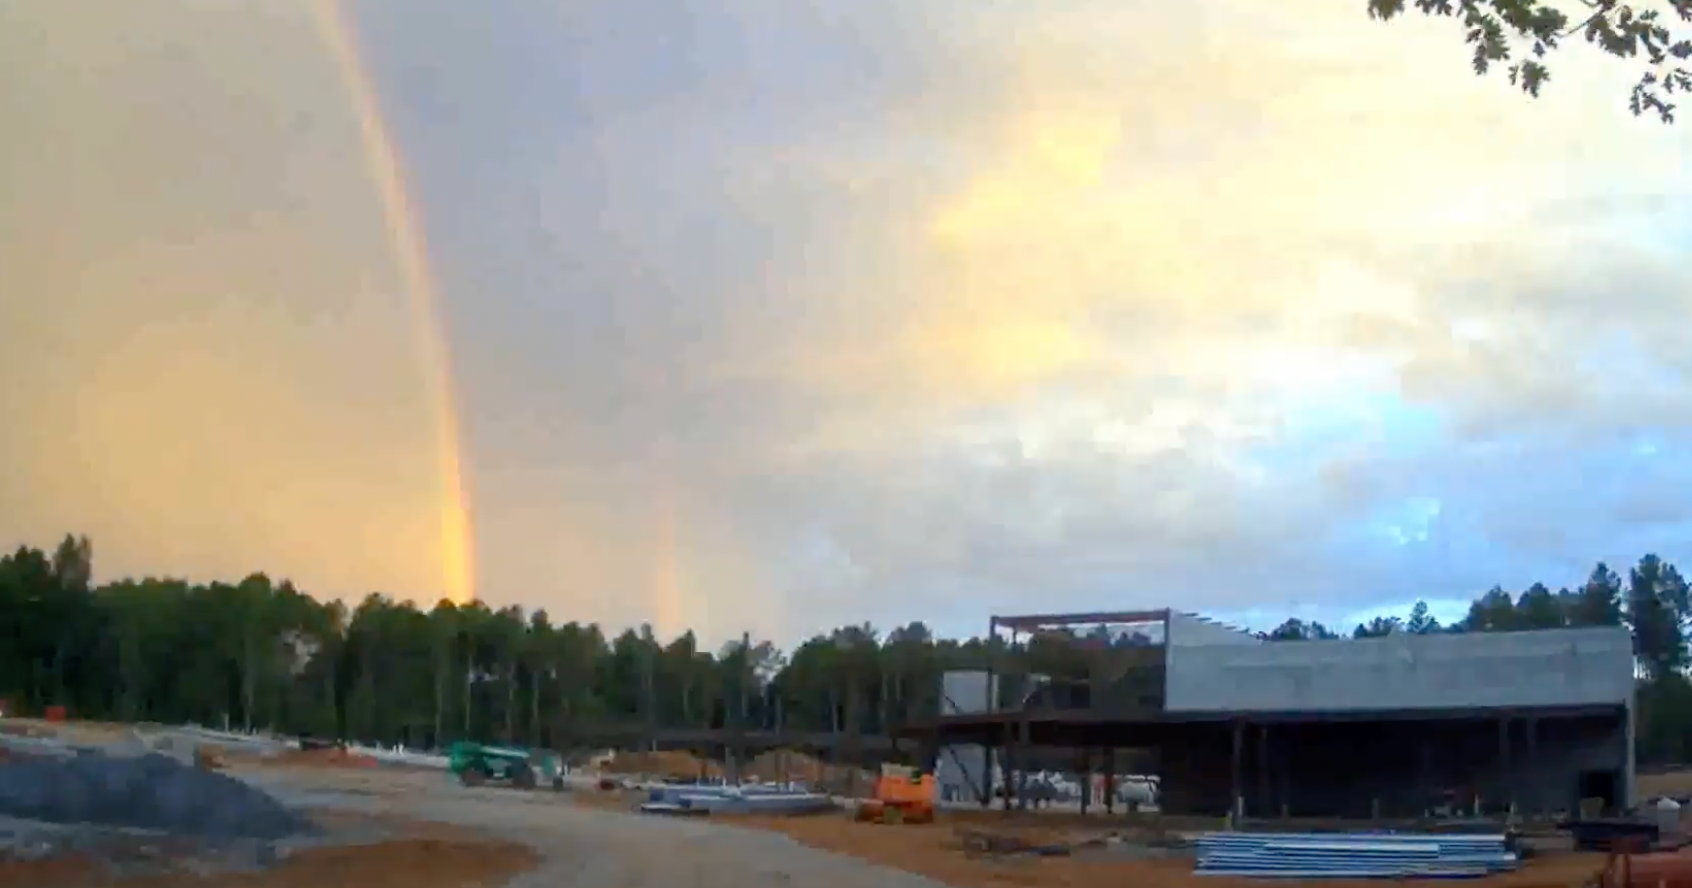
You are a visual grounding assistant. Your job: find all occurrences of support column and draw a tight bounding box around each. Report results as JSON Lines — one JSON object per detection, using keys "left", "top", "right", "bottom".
{"left": 1078, "top": 748, "right": 1091, "bottom": 816}
{"left": 1231, "top": 720, "right": 1244, "bottom": 822}
{"left": 983, "top": 615, "right": 999, "bottom": 809}
{"left": 1001, "top": 736, "right": 1015, "bottom": 810}
{"left": 1257, "top": 723, "right": 1271, "bottom": 818}
{"left": 1626, "top": 691, "right": 1638, "bottom": 811}
{"left": 1524, "top": 716, "right": 1539, "bottom": 815}
{"left": 1015, "top": 714, "right": 1030, "bottom": 811}
{"left": 1104, "top": 747, "right": 1116, "bottom": 815}
{"left": 1497, "top": 715, "right": 1513, "bottom": 816}
{"left": 1418, "top": 738, "right": 1434, "bottom": 816}
{"left": 1278, "top": 728, "right": 1292, "bottom": 817}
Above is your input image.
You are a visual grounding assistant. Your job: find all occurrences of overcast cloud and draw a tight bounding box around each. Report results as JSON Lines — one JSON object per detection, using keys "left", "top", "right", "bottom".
{"left": 2, "top": 0, "right": 1689, "bottom": 644}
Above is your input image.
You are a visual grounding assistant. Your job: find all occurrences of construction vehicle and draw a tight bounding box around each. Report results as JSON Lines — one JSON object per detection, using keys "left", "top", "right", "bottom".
{"left": 855, "top": 763, "right": 936, "bottom": 824}
{"left": 447, "top": 741, "right": 565, "bottom": 791}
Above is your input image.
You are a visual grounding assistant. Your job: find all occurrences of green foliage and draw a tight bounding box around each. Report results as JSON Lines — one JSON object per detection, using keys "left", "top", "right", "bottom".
{"left": 1366, "top": 0, "right": 1692, "bottom": 121}
{"left": 4, "top": 535, "right": 1692, "bottom": 764}
{"left": 1265, "top": 618, "right": 1341, "bottom": 640}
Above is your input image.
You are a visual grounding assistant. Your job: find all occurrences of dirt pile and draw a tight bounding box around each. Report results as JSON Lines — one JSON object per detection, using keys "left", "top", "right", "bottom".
{"left": 603, "top": 750, "right": 721, "bottom": 780}
{"left": 269, "top": 747, "right": 379, "bottom": 769}
{"left": 1640, "top": 768, "right": 1692, "bottom": 800}
{"left": 744, "top": 749, "right": 875, "bottom": 789}
{"left": 0, "top": 752, "right": 309, "bottom": 840}
{"left": 180, "top": 742, "right": 234, "bottom": 771}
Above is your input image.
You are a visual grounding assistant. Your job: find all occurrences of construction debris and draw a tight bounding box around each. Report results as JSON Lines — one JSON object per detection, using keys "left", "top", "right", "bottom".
{"left": 954, "top": 827, "right": 1079, "bottom": 857}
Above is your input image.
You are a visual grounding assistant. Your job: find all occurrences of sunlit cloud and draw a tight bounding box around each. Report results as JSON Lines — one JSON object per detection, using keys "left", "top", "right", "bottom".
{"left": 2, "top": 0, "right": 1689, "bottom": 643}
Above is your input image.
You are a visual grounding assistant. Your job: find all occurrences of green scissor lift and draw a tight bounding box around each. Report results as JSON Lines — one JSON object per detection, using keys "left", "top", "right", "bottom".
{"left": 447, "top": 741, "right": 566, "bottom": 791}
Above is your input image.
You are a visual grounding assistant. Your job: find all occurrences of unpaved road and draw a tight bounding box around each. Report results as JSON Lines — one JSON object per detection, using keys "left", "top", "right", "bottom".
{"left": 237, "top": 766, "right": 950, "bottom": 888}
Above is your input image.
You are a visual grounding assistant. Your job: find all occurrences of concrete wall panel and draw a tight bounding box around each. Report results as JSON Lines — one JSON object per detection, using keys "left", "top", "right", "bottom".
{"left": 1157, "top": 713, "right": 1629, "bottom": 817}
{"left": 937, "top": 744, "right": 992, "bottom": 803}
{"left": 1166, "top": 611, "right": 1261, "bottom": 648}
{"left": 941, "top": 670, "right": 999, "bottom": 714}
{"left": 1164, "top": 627, "right": 1633, "bottom": 713}
{"left": 939, "top": 670, "right": 1000, "bottom": 804}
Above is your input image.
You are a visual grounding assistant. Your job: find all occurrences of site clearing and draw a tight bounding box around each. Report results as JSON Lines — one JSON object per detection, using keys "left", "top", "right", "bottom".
{"left": 0, "top": 609, "right": 1677, "bottom": 888}
{"left": 0, "top": 724, "right": 1622, "bottom": 888}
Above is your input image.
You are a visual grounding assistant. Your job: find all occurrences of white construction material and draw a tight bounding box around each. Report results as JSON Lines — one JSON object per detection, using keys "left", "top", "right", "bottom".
{"left": 1656, "top": 797, "right": 1682, "bottom": 834}
{"left": 0, "top": 734, "right": 74, "bottom": 759}
{"left": 344, "top": 743, "right": 450, "bottom": 769}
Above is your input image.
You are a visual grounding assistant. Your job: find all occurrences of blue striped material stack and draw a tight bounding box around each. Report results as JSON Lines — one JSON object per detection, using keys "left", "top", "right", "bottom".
{"left": 1194, "top": 831, "right": 1518, "bottom": 879}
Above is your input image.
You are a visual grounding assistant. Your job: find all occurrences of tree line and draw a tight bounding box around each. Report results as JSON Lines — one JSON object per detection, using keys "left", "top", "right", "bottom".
{"left": 5, "top": 535, "right": 1692, "bottom": 763}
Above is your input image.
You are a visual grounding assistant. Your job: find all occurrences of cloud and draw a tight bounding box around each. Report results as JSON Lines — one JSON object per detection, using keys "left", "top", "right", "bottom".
{"left": 0, "top": 1, "right": 450, "bottom": 597}
{"left": 2, "top": 0, "right": 1689, "bottom": 644}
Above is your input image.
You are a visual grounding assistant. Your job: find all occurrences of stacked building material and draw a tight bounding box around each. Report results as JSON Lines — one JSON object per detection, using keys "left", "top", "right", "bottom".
{"left": 1194, "top": 831, "right": 1518, "bottom": 879}
{"left": 639, "top": 783, "right": 835, "bottom": 816}
{"left": 345, "top": 743, "right": 449, "bottom": 769}
{"left": 0, "top": 734, "right": 74, "bottom": 761}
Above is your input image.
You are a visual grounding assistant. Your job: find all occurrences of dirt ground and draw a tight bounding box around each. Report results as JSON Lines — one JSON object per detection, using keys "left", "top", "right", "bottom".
{"left": 256, "top": 747, "right": 381, "bottom": 769}
{"left": 0, "top": 783, "right": 543, "bottom": 888}
{"left": 1639, "top": 769, "right": 1692, "bottom": 799}
{"left": 0, "top": 720, "right": 1632, "bottom": 888}
{"left": 570, "top": 784, "right": 1615, "bottom": 888}
{"left": 0, "top": 718, "right": 134, "bottom": 745}
{"left": 0, "top": 722, "right": 543, "bottom": 888}
{"left": 0, "top": 775, "right": 1624, "bottom": 888}
{"left": 570, "top": 785, "right": 646, "bottom": 812}
{"left": 0, "top": 837, "right": 540, "bottom": 888}
{"left": 726, "top": 812, "right": 1613, "bottom": 888}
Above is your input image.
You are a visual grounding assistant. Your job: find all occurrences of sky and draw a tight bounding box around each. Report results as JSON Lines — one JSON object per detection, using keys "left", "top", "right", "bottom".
{"left": 2, "top": 0, "right": 1689, "bottom": 646}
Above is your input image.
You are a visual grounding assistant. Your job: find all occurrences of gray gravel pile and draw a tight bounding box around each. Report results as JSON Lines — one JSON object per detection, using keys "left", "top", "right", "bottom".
{"left": 0, "top": 814, "right": 286, "bottom": 878}
{"left": 0, "top": 752, "right": 310, "bottom": 839}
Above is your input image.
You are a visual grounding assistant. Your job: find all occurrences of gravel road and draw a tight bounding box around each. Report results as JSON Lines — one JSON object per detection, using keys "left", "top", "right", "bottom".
{"left": 237, "top": 767, "right": 950, "bottom": 888}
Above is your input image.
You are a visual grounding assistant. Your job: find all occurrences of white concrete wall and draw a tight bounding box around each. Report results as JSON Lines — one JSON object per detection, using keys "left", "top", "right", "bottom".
{"left": 938, "top": 670, "right": 1001, "bottom": 803}
{"left": 937, "top": 744, "right": 991, "bottom": 803}
{"left": 941, "top": 670, "right": 999, "bottom": 714}
{"left": 1164, "top": 626, "right": 1634, "bottom": 713}
{"left": 1166, "top": 611, "right": 1261, "bottom": 648}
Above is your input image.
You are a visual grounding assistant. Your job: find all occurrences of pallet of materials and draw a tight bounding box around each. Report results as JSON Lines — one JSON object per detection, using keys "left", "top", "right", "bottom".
{"left": 1194, "top": 831, "right": 1519, "bottom": 879}
{"left": 639, "top": 784, "right": 835, "bottom": 816}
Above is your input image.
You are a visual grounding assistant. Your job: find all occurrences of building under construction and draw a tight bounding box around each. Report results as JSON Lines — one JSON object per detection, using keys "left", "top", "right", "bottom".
{"left": 907, "top": 609, "right": 1636, "bottom": 819}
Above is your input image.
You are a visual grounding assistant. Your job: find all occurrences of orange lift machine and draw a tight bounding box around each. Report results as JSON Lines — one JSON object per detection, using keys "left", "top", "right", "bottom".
{"left": 856, "top": 763, "right": 937, "bottom": 824}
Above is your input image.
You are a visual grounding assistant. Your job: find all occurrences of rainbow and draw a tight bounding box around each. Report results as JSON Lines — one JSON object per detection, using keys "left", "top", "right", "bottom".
{"left": 307, "top": 0, "right": 476, "bottom": 605}
{"left": 651, "top": 445, "right": 685, "bottom": 639}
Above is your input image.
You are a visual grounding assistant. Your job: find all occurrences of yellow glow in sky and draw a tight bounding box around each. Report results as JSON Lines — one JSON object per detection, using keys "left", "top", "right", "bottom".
{"left": 1, "top": 0, "right": 1688, "bottom": 640}
{"left": 0, "top": 3, "right": 455, "bottom": 603}
{"left": 307, "top": 0, "right": 476, "bottom": 605}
